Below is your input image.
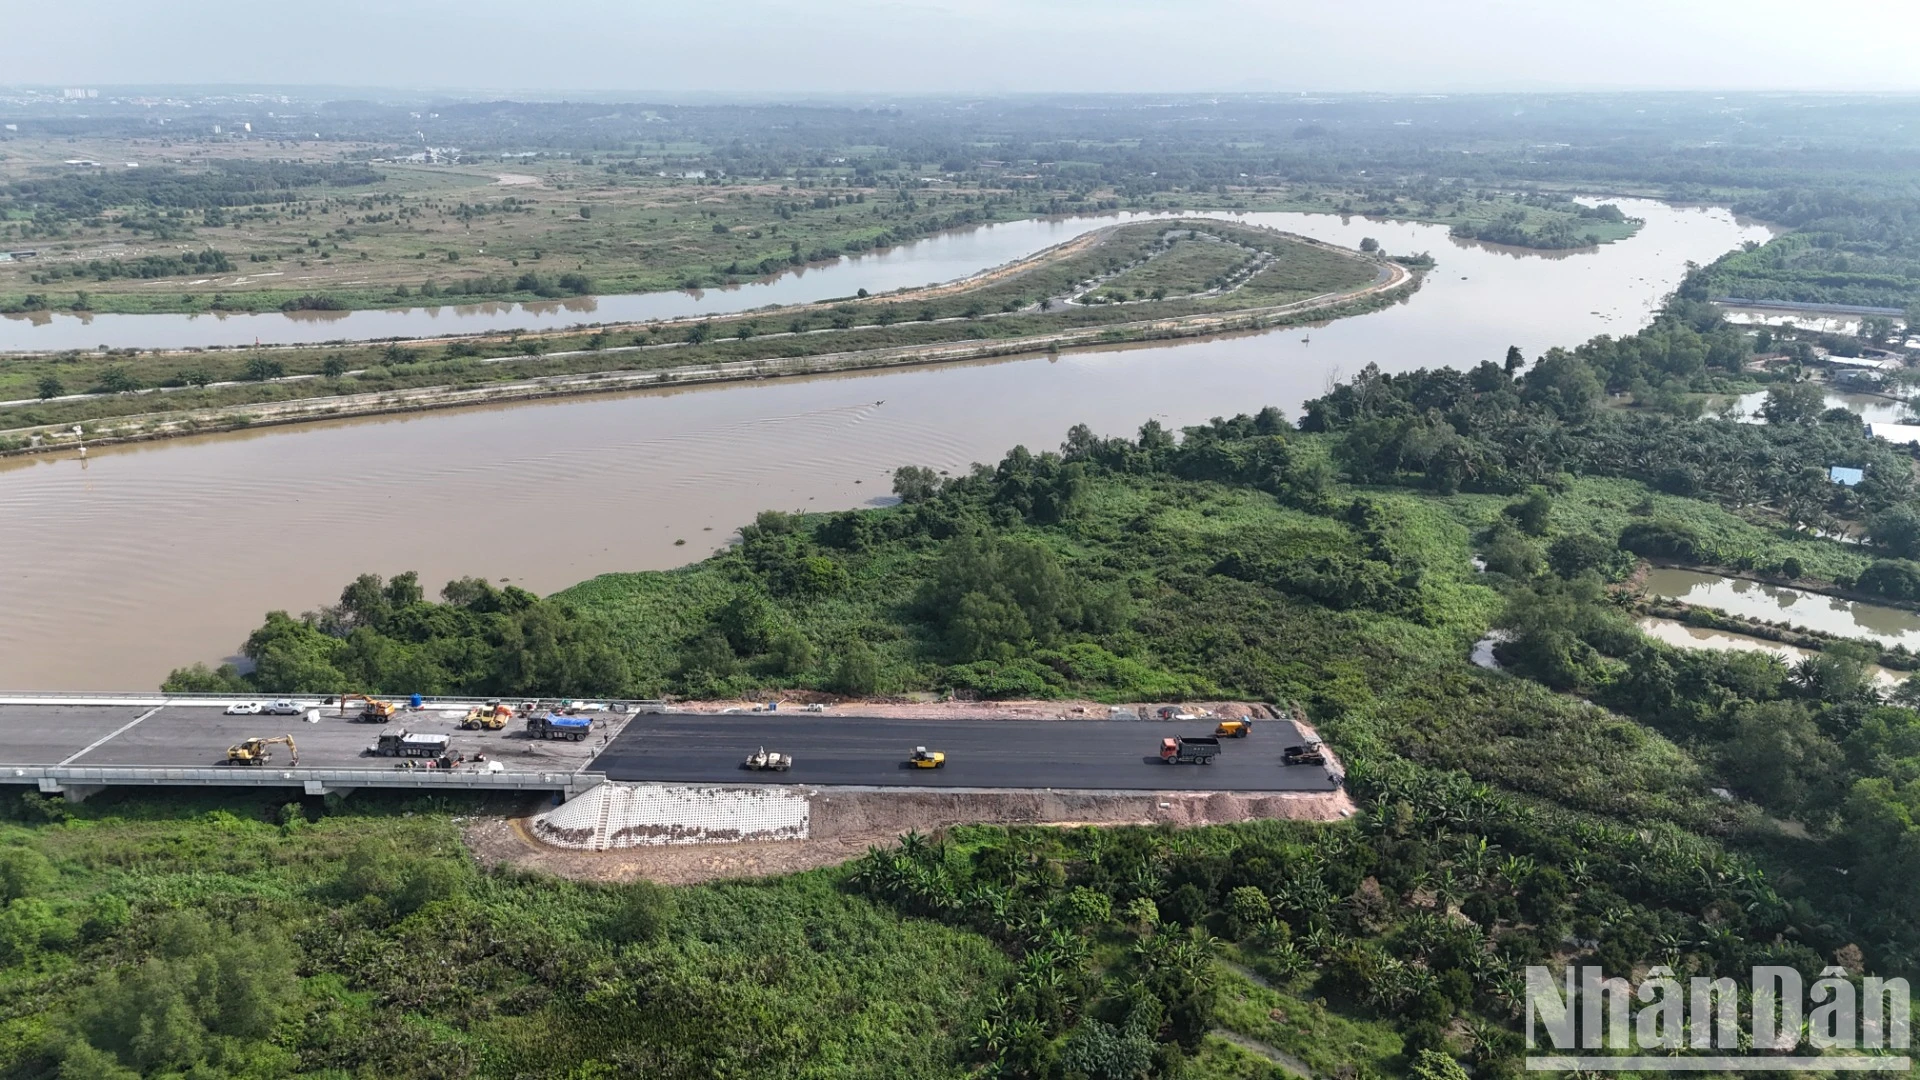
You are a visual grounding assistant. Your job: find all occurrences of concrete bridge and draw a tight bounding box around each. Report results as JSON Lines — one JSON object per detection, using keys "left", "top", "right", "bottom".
{"left": 0, "top": 694, "right": 621, "bottom": 801}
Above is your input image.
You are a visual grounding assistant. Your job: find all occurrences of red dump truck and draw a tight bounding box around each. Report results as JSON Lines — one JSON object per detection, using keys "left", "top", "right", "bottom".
{"left": 1160, "top": 736, "right": 1221, "bottom": 765}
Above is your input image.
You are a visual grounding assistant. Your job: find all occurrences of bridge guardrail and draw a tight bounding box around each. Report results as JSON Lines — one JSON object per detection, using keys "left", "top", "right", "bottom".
{"left": 6, "top": 764, "right": 599, "bottom": 792}
{"left": 0, "top": 692, "right": 671, "bottom": 709}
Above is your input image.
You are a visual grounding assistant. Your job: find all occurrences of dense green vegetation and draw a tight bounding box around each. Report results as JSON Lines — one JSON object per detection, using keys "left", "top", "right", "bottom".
{"left": 0, "top": 793, "right": 1008, "bottom": 1079}
{"left": 1446, "top": 198, "right": 1634, "bottom": 249}
{"left": 1703, "top": 192, "right": 1920, "bottom": 311}
{"left": 1, "top": 161, "right": 383, "bottom": 221}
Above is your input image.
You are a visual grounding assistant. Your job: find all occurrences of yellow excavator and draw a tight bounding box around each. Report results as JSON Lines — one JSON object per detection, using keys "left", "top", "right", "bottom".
{"left": 227, "top": 734, "right": 298, "bottom": 767}
{"left": 341, "top": 693, "right": 398, "bottom": 723}
{"left": 461, "top": 701, "right": 513, "bottom": 730}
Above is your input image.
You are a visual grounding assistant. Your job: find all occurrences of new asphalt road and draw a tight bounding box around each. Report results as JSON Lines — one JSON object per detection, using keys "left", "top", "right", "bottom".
{"left": 590, "top": 713, "right": 1338, "bottom": 791}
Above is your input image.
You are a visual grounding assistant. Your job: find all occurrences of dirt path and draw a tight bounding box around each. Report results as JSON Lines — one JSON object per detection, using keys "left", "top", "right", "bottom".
{"left": 1224, "top": 960, "right": 1278, "bottom": 991}
{"left": 1211, "top": 961, "right": 1316, "bottom": 1077}
{"left": 661, "top": 697, "right": 1275, "bottom": 721}
{"left": 1211, "top": 1029, "right": 1313, "bottom": 1078}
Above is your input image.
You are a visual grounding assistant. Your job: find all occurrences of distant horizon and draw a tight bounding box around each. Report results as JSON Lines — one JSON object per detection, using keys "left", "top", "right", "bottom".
{"left": 5, "top": 0, "right": 1919, "bottom": 96}
{"left": 7, "top": 85, "right": 1920, "bottom": 103}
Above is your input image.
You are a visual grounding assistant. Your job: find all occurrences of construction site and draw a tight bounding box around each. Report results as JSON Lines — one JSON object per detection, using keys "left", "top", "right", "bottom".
{"left": 1, "top": 694, "right": 1351, "bottom": 880}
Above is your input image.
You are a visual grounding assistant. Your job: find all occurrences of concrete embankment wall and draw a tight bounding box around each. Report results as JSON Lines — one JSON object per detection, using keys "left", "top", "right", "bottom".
{"left": 532, "top": 783, "right": 812, "bottom": 849}
{"left": 529, "top": 781, "right": 1353, "bottom": 851}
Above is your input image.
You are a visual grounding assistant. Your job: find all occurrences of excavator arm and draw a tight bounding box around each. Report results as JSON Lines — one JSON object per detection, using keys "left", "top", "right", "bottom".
{"left": 266, "top": 734, "right": 298, "bottom": 765}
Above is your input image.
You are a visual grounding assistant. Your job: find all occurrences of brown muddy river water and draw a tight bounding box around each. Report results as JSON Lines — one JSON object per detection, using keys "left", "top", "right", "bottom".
{"left": 1642, "top": 567, "right": 1920, "bottom": 649}
{"left": 0, "top": 200, "right": 1769, "bottom": 688}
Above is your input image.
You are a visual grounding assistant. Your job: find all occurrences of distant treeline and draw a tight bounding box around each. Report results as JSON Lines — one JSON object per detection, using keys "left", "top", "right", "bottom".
{"left": 418, "top": 271, "right": 594, "bottom": 300}
{"left": 26, "top": 248, "right": 233, "bottom": 283}
{"left": 1, "top": 161, "right": 383, "bottom": 217}
{"left": 719, "top": 202, "right": 1012, "bottom": 280}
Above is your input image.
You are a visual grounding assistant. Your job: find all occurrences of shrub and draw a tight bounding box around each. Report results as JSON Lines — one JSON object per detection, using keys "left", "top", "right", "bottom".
{"left": 0, "top": 847, "right": 54, "bottom": 903}
{"left": 1856, "top": 559, "right": 1920, "bottom": 602}
{"left": 1619, "top": 519, "right": 1709, "bottom": 561}
{"left": 607, "top": 880, "right": 675, "bottom": 944}
{"left": 393, "top": 861, "right": 466, "bottom": 915}
{"left": 831, "top": 640, "right": 884, "bottom": 696}
{"left": 1547, "top": 531, "right": 1621, "bottom": 579}
{"left": 279, "top": 294, "right": 346, "bottom": 312}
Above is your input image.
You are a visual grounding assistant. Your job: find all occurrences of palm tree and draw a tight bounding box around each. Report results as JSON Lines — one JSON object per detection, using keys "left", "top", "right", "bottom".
{"left": 1301, "top": 926, "right": 1345, "bottom": 961}
{"left": 1266, "top": 940, "right": 1310, "bottom": 979}
{"left": 1564, "top": 856, "right": 1593, "bottom": 888}
{"left": 898, "top": 829, "right": 929, "bottom": 863}
{"left": 1498, "top": 854, "right": 1537, "bottom": 890}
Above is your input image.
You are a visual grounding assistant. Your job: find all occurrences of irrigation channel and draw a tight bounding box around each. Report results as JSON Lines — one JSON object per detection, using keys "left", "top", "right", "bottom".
{"left": 0, "top": 200, "right": 1769, "bottom": 687}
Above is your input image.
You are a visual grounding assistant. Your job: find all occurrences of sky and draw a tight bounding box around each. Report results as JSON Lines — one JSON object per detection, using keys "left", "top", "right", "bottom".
{"left": 5, "top": 0, "right": 1920, "bottom": 95}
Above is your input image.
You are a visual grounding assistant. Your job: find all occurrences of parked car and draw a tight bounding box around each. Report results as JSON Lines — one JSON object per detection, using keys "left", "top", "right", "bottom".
{"left": 262, "top": 700, "right": 301, "bottom": 716}
{"left": 224, "top": 702, "right": 262, "bottom": 715}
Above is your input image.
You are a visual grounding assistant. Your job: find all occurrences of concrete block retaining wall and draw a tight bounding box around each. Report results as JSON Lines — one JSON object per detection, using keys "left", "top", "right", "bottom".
{"left": 532, "top": 782, "right": 810, "bottom": 850}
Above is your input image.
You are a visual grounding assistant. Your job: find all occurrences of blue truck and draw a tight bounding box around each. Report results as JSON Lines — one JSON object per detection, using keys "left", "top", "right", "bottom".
{"left": 526, "top": 713, "right": 593, "bottom": 741}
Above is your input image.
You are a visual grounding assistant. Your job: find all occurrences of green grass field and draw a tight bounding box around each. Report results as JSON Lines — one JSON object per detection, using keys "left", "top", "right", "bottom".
{"left": 1094, "top": 235, "right": 1256, "bottom": 299}
{"left": 0, "top": 790, "right": 1009, "bottom": 1079}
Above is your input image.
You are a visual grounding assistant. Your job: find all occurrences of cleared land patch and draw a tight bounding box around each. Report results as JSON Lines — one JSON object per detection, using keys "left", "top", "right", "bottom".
{"left": 1091, "top": 234, "right": 1258, "bottom": 300}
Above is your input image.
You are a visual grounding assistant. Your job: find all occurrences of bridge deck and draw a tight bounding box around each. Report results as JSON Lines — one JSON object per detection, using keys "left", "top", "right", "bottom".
{"left": 0, "top": 701, "right": 612, "bottom": 772}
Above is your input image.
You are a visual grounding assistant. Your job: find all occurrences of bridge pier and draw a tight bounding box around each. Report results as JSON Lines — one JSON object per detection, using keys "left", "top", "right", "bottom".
{"left": 303, "top": 780, "right": 357, "bottom": 798}
{"left": 38, "top": 778, "right": 105, "bottom": 803}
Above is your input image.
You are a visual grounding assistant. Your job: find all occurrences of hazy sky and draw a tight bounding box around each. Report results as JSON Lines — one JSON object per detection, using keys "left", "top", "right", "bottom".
{"left": 6, "top": 0, "right": 1920, "bottom": 94}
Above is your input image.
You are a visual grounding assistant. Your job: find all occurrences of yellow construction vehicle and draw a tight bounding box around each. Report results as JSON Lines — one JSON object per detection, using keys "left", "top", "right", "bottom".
{"left": 1215, "top": 717, "right": 1254, "bottom": 738}
{"left": 226, "top": 734, "right": 298, "bottom": 766}
{"left": 461, "top": 701, "right": 513, "bottom": 730}
{"left": 341, "top": 693, "right": 398, "bottom": 723}
{"left": 909, "top": 746, "right": 946, "bottom": 769}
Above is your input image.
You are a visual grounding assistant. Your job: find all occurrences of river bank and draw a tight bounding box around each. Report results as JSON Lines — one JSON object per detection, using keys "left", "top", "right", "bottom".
{"left": 0, "top": 208, "right": 1373, "bottom": 350}
{"left": 0, "top": 218, "right": 1389, "bottom": 440}
{"left": 0, "top": 259, "right": 1412, "bottom": 459}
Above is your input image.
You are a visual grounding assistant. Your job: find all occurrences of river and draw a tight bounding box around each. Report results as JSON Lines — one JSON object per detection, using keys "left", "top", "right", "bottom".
{"left": 0, "top": 199, "right": 1769, "bottom": 688}
{"left": 0, "top": 204, "right": 1693, "bottom": 353}
{"left": 1, "top": 212, "right": 1158, "bottom": 352}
